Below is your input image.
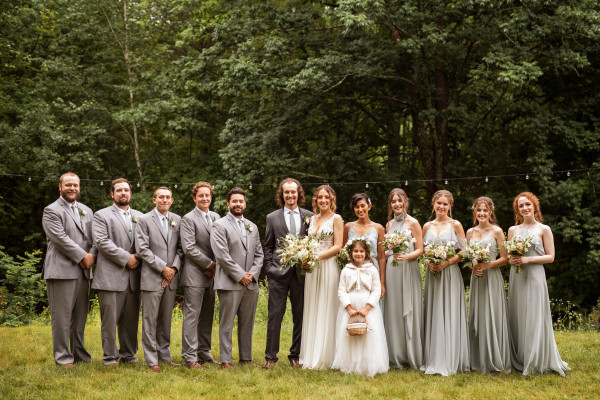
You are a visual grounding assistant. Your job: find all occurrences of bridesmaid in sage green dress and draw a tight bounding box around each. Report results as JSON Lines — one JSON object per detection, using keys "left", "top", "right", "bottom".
{"left": 343, "top": 193, "right": 386, "bottom": 297}
{"left": 507, "top": 192, "right": 569, "bottom": 376}
{"left": 383, "top": 188, "right": 424, "bottom": 369}
{"left": 465, "top": 197, "right": 511, "bottom": 373}
{"left": 422, "top": 190, "right": 470, "bottom": 376}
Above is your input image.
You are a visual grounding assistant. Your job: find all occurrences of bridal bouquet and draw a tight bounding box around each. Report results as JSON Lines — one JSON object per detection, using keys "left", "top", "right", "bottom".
{"left": 379, "top": 230, "right": 415, "bottom": 267}
{"left": 418, "top": 241, "right": 457, "bottom": 278}
{"left": 277, "top": 234, "right": 320, "bottom": 274}
{"left": 459, "top": 241, "right": 492, "bottom": 278}
{"left": 337, "top": 237, "right": 373, "bottom": 270}
{"left": 503, "top": 235, "right": 533, "bottom": 274}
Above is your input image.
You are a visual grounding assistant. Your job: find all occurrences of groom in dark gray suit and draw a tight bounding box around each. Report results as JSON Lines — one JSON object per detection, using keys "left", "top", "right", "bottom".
{"left": 263, "top": 178, "right": 313, "bottom": 368}
{"left": 42, "top": 172, "right": 96, "bottom": 367}
{"left": 92, "top": 178, "right": 143, "bottom": 366}
{"left": 211, "top": 187, "right": 263, "bottom": 370}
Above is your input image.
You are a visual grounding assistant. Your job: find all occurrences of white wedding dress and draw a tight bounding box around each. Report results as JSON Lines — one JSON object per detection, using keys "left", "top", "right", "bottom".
{"left": 332, "top": 262, "right": 389, "bottom": 377}
{"left": 299, "top": 214, "right": 341, "bottom": 369}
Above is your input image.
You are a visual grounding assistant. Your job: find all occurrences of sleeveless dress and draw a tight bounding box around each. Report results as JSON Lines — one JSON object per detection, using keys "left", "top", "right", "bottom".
{"left": 299, "top": 214, "right": 341, "bottom": 369}
{"left": 468, "top": 236, "right": 511, "bottom": 373}
{"left": 507, "top": 228, "right": 570, "bottom": 376}
{"left": 422, "top": 226, "right": 470, "bottom": 376}
{"left": 347, "top": 227, "right": 379, "bottom": 271}
{"left": 383, "top": 215, "right": 423, "bottom": 369}
{"left": 331, "top": 262, "right": 389, "bottom": 377}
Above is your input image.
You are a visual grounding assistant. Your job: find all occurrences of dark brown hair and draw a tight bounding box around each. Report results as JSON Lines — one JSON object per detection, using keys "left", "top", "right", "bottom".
{"left": 348, "top": 240, "right": 373, "bottom": 264}
{"left": 349, "top": 193, "right": 371, "bottom": 211}
{"left": 387, "top": 188, "right": 409, "bottom": 222}
{"left": 275, "top": 178, "right": 305, "bottom": 207}
{"left": 153, "top": 186, "right": 172, "bottom": 198}
{"left": 110, "top": 178, "right": 132, "bottom": 194}
{"left": 227, "top": 187, "right": 246, "bottom": 202}
{"left": 471, "top": 196, "right": 498, "bottom": 226}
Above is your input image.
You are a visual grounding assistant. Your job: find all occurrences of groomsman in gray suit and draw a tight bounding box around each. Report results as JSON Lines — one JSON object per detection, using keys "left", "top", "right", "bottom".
{"left": 180, "top": 182, "right": 220, "bottom": 369}
{"left": 92, "top": 178, "right": 143, "bottom": 366}
{"left": 135, "top": 187, "right": 183, "bottom": 372}
{"left": 263, "top": 178, "right": 313, "bottom": 369}
{"left": 42, "top": 172, "right": 96, "bottom": 367}
{"left": 211, "top": 188, "right": 263, "bottom": 370}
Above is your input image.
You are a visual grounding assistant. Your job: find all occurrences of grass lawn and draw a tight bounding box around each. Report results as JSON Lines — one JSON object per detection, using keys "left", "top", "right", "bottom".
{"left": 1, "top": 292, "right": 599, "bottom": 399}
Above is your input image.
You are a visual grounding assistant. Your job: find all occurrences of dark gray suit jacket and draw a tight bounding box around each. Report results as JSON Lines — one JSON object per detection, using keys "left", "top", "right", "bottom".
{"left": 263, "top": 207, "right": 313, "bottom": 283}
{"left": 92, "top": 204, "right": 144, "bottom": 292}
{"left": 180, "top": 208, "right": 220, "bottom": 288}
{"left": 42, "top": 196, "right": 96, "bottom": 280}
{"left": 211, "top": 213, "right": 263, "bottom": 291}
{"left": 135, "top": 210, "right": 183, "bottom": 292}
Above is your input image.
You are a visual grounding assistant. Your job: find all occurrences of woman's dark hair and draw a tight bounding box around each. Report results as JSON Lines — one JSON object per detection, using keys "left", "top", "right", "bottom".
{"left": 350, "top": 193, "right": 371, "bottom": 211}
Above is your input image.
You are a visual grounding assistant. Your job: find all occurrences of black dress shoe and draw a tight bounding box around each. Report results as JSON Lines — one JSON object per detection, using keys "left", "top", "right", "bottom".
{"left": 289, "top": 359, "right": 300, "bottom": 367}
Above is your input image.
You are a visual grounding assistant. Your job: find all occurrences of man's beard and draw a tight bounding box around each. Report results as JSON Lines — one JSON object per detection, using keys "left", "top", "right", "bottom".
{"left": 60, "top": 190, "right": 79, "bottom": 201}
{"left": 230, "top": 207, "right": 244, "bottom": 217}
{"left": 116, "top": 197, "right": 130, "bottom": 206}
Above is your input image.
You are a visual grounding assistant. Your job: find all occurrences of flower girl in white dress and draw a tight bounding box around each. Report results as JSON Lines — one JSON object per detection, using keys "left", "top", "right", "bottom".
{"left": 332, "top": 240, "right": 389, "bottom": 377}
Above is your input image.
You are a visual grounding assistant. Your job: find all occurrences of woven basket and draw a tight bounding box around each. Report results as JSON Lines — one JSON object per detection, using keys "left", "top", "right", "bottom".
{"left": 346, "top": 315, "right": 368, "bottom": 336}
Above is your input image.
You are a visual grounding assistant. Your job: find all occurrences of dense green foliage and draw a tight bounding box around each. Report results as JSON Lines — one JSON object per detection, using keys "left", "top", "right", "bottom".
{"left": 0, "top": 0, "right": 599, "bottom": 310}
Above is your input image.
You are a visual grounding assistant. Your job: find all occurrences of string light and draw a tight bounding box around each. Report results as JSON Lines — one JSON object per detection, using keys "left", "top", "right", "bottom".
{"left": 0, "top": 167, "right": 595, "bottom": 188}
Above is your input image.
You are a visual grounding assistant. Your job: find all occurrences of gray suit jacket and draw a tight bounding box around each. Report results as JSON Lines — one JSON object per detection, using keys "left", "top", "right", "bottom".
{"left": 180, "top": 208, "right": 220, "bottom": 288}
{"left": 42, "top": 196, "right": 96, "bottom": 280}
{"left": 211, "top": 213, "right": 263, "bottom": 291}
{"left": 135, "top": 210, "right": 183, "bottom": 292}
{"left": 263, "top": 207, "right": 313, "bottom": 282}
{"left": 92, "top": 204, "right": 144, "bottom": 292}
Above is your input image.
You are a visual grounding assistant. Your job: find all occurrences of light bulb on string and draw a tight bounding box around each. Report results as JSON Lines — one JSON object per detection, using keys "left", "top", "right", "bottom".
{"left": 28, "top": 177, "right": 31, "bottom": 182}
{"left": 365, "top": 183, "right": 369, "bottom": 189}
{"left": 405, "top": 180, "right": 408, "bottom": 186}
{"left": 137, "top": 182, "right": 140, "bottom": 187}
{"left": 249, "top": 184, "right": 252, "bottom": 190}
{"left": 444, "top": 179, "right": 448, "bottom": 185}
{"left": 485, "top": 176, "right": 489, "bottom": 183}
{"left": 567, "top": 171, "right": 570, "bottom": 177}
{"left": 526, "top": 174, "right": 529, "bottom": 180}
{"left": 174, "top": 184, "right": 178, "bottom": 189}
{"left": 100, "top": 181, "right": 103, "bottom": 186}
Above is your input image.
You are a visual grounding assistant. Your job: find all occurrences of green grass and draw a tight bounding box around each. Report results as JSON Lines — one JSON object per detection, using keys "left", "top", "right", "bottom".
{"left": 1, "top": 289, "right": 599, "bottom": 399}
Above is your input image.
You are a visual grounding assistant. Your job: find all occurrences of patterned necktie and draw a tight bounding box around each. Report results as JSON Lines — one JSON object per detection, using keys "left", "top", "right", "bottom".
{"left": 289, "top": 210, "right": 297, "bottom": 237}
{"left": 72, "top": 205, "right": 81, "bottom": 224}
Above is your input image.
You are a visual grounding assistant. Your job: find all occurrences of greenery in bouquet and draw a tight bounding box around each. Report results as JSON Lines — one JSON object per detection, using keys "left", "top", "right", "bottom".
{"left": 276, "top": 234, "right": 320, "bottom": 274}
{"left": 418, "top": 241, "right": 457, "bottom": 278}
{"left": 379, "top": 230, "right": 415, "bottom": 267}
{"left": 503, "top": 235, "right": 533, "bottom": 273}
{"left": 459, "top": 240, "right": 493, "bottom": 278}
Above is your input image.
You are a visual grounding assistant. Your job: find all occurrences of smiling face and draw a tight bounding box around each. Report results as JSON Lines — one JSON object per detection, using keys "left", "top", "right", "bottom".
{"left": 59, "top": 175, "right": 80, "bottom": 204}
{"left": 228, "top": 193, "right": 246, "bottom": 217}
{"left": 434, "top": 195, "right": 451, "bottom": 217}
{"left": 317, "top": 189, "right": 331, "bottom": 212}
{"left": 351, "top": 245, "right": 367, "bottom": 265}
{"left": 111, "top": 182, "right": 131, "bottom": 207}
{"left": 517, "top": 196, "right": 534, "bottom": 219}
{"left": 194, "top": 186, "right": 212, "bottom": 213}
{"left": 474, "top": 202, "right": 490, "bottom": 224}
{"left": 153, "top": 189, "right": 173, "bottom": 215}
{"left": 390, "top": 194, "right": 405, "bottom": 215}
{"left": 353, "top": 199, "right": 371, "bottom": 219}
{"left": 282, "top": 182, "right": 299, "bottom": 209}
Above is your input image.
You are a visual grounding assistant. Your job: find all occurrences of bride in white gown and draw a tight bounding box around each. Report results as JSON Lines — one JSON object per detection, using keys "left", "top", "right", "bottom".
{"left": 299, "top": 185, "right": 344, "bottom": 369}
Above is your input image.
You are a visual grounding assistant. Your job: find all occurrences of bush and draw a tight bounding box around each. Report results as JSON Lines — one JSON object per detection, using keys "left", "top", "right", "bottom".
{"left": 0, "top": 247, "right": 46, "bottom": 327}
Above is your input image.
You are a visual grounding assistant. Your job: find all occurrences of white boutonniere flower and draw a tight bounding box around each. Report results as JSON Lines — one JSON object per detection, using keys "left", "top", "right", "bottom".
{"left": 78, "top": 208, "right": 87, "bottom": 217}
{"left": 169, "top": 217, "right": 177, "bottom": 228}
{"left": 132, "top": 216, "right": 138, "bottom": 223}
{"left": 212, "top": 215, "right": 217, "bottom": 222}
{"left": 245, "top": 223, "right": 253, "bottom": 233}
{"left": 303, "top": 215, "right": 311, "bottom": 225}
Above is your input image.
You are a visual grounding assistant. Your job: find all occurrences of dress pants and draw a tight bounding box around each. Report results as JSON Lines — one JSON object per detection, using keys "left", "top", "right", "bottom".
{"left": 217, "top": 287, "right": 259, "bottom": 363}
{"left": 46, "top": 275, "right": 91, "bottom": 365}
{"left": 181, "top": 286, "right": 215, "bottom": 364}
{"left": 141, "top": 287, "right": 176, "bottom": 366}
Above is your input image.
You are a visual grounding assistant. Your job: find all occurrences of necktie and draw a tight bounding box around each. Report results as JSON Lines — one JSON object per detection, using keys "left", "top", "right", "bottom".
{"left": 163, "top": 216, "right": 169, "bottom": 237}
{"left": 124, "top": 211, "right": 133, "bottom": 240}
{"left": 238, "top": 219, "right": 247, "bottom": 243}
{"left": 205, "top": 213, "right": 212, "bottom": 231}
{"left": 72, "top": 205, "right": 81, "bottom": 223}
{"left": 289, "top": 210, "right": 297, "bottom": 237}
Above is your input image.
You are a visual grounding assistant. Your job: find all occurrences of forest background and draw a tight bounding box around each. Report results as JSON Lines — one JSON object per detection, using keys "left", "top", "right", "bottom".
{"left": 0, "top": 0, "right": 599, "bottom": 323}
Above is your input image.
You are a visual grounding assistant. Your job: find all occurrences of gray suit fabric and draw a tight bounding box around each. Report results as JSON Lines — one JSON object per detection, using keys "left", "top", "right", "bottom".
{"left": 180, "top": 208, "right": 220, "bottom": 364}
{"left": 92, "top": 204, "right": 144, "bottom": 365}
{"left": 210, "top": 213, "right": 264, "bottom": 363}
{"left": 135, "top": 210, "right": 183, "bottom": 366}
{"left": 42, "top": 196, "right": 96, "bottom": 364}
{"left": 264, "top": 207, "right": 313, "bottom": 362}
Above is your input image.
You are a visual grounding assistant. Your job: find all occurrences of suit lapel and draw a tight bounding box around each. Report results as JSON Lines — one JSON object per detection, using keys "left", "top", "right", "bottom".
{"left": 299, "top": 209, "right": 309, "bottom": 235}
{"left": 59, "top": 198, "right": 85, "bottom": 235}
{"left": 227, "top": 214, "right": 248, "bottom": 250}
{"left": 278, "top": 208, "right": 290, "bottom": 236}
{"left": 111, "top": 205, "right": 132, "bottom": 245}
{"left": 151, "top": 211, "right": 168, "bottom": 243}
{"left": 194, "top": 207, "right": 211, "bottom": 234}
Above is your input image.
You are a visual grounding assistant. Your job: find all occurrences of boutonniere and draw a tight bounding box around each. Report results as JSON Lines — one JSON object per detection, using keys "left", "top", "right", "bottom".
{"left": 245, "top": 223, "right": 253, "bottom": 233}
{"left": 303, "top": 215, "right": 311, "bottom": 225}
{"left": 79, "top": 208, "right": 87, "bottom": 217}
{"left": 169, "top": 217, "right": 177, "bottom": 228}
{"left": 212, "top": 215, "right": 217, "bottom": 222}
{"left": 132, "top": 216, "right": 138, "bottom": 223}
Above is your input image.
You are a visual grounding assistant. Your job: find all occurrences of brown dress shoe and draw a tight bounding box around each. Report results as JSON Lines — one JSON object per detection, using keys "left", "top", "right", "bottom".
{"left": 289, "top": 359, "right": 300, "bottom": 368}
{"left": 263, "top": 360, "right": 277, "bottom": 369}
{"left": 149, "top": 365, "right": 162, "bottom": 372}
{"left": 63, "top": 363, "right": 74, "bottom": 368}
{"left": 185, "top": 362, "right": 205, "bottom": 370}
{"left": 221, "top": 362, "right": 234, "bottom": 370}
{"left": 163, "top": 361, "right": 181, "bottom": 367}
{"left": 105, "top": 363, "right": 118, "bottom": 368}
